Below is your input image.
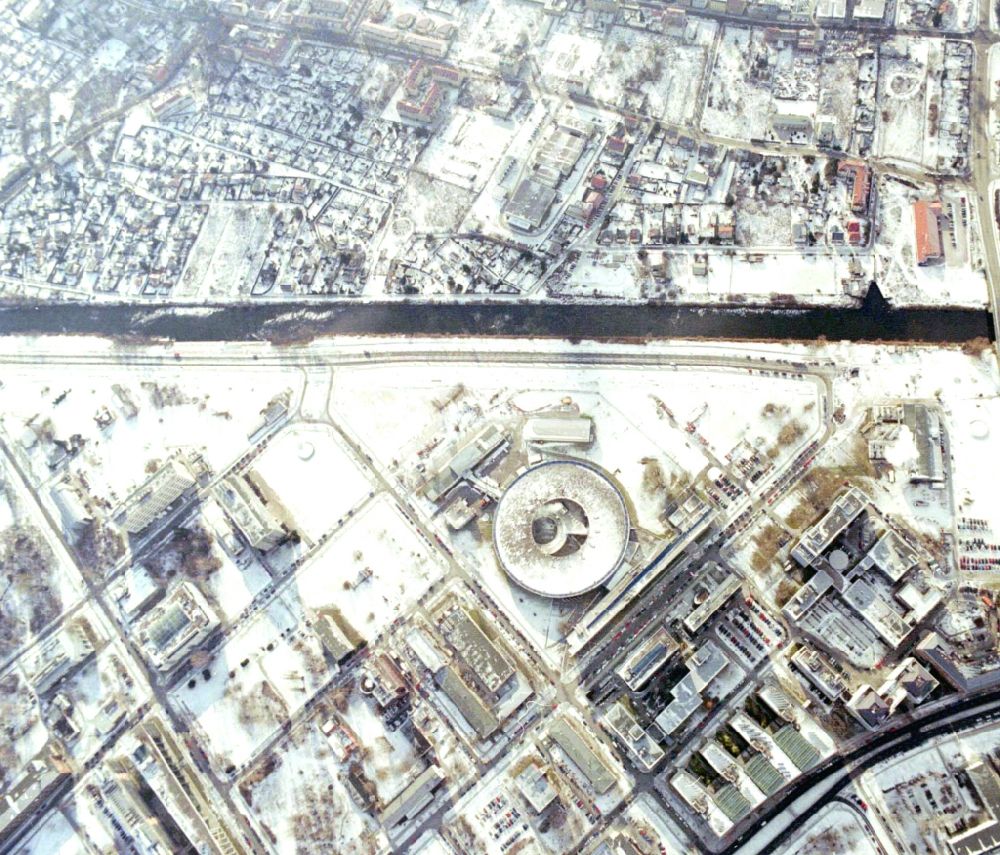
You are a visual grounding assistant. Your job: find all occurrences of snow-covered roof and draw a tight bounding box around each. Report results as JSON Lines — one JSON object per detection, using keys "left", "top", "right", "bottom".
{"left": 492, "top": 461, "right": 629, "bottom": 599}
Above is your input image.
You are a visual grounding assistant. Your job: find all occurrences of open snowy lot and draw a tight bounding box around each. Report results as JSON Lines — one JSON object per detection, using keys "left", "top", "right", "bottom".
{"left": 253, "top": 422, "right": 373, "bottom": 545}
{"left": 169, "top": 590, "right": 330, "bottom": 773}
{"left": 292, "top": 494, "right": 447, "bottom": 641}
{"left": 237, "top": 721, "right": 389, "bottom": 855}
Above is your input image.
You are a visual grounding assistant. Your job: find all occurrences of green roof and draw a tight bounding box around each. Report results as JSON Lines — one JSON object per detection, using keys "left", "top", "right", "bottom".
{"left": 714, "top": 784, "right": 752, "bottom": 822}
{"left": 744, "top": 754, "right": 785, "bottom": 796}
{"left": 773, "top": 724, "right": 821, "bottom": 772}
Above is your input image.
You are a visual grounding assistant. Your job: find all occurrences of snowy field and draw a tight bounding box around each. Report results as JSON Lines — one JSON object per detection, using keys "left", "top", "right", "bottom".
{"left": 253, "top": 421, "right": 373, "bottom": 545}
{"left": 292, "top": 494, "right": 447, "bottom": 641}
{"left": 237, "top": 722, "right": 389, "bottom": 855}
{"left": 15, "top": 811, "right": 87, "bottom": 855}
{"left": 874, "top": 179, "right": 988, "bottom": 308}
{"left": 340, "top": 689, "right": 428, "bottom": 801}
{"left": 416, "top": 108, "right": 517, "bottom": 192}
{"left": 0, "top": 359, "right": 299, "bottom": 505}
{"left": 331, "top": 356, "right": 820, "bottom": 662}
{"left": 775, "top": 802, "right": 879, "bottom": 855}
{"left": 170, "top": 590, "right": 330, "bottom": 772}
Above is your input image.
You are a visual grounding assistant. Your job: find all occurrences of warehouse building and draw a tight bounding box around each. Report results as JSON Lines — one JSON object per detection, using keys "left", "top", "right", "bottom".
{"left": 380, "top": 766, "right": 445, "bottom": 830}
{"left": 503, "top": 178, "right": 557, "bottom": 233}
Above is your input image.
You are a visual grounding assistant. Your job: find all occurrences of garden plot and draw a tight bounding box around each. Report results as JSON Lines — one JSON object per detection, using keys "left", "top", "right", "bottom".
{"left": 877, "top": 39, "right": 931, "bottom": 167}
{"left": 186, "top": 206, "right": 274, "bottom": 299}
{"left": 588, "top": 27, "right": 711, "bottom": 125}
{"left": 701, "top": 27, "right": 772, "bottom": 141}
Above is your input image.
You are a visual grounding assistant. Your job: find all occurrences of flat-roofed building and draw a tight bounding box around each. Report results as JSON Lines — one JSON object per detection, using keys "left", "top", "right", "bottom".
{"left": 0, "top": 756, "right": 70, "bottom": 847}
{"left": 790, "top": 488, "right": 866, "bottom": 566}
{"left": 514, "top": 762, "right": 557, "bottom": 813}
{"left": 314, "top": 613, "right": 357, "bottom": 663}
{"left": 846, "top": 684, "right": 890, "bottom": 730}
{"left": 504, "top": 178, "right": 557, "bottom": 233}
{"left": 654, "top": 640, "right": 728, "bottom": 735}
{"left": 917, "top": 631, "right": 1000, "bottom": 693}
{"left": 135, "top": 582, "right": 218, "bottom": 673}
{"left": 684, "top": 570, "right": 742, "bottom": 635}
{"left": 603, "top": 700, "right": 665, "bottom": 771}
{"left": 114, "top": 458, "right": 195, "bottom": 534}
{"left": 21, "top": 620, "right": 94, "bottom": 697}
{"left": 549, "top": 717, "right": 615, "bottom": 794}
{"left": 439, "top": 607, "right": 514, "bottom": 694}
{"left": 423, "top": 425, "right": 506, "bottom": 502}
{"left": 434, "top": 665, "right": 499, "bottom": 740}
{"left": 616, "top": 628, "right": 678, "bottom": 691}
{"left": 790, "top": 647, "right": 848, "bottom": 705}
{"left": 523, "top": 416, "right": 593, "bottom": 445}
{"left": 213, "top": 470, "right": 287, "bottom": 551}
{"left": 381, "top": 766, "right": 445, "bottom": 830}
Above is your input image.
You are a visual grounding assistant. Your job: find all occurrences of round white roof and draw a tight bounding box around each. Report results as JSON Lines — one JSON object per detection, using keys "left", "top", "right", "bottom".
{"left": 492, "top": 461, "right": 630, "bottom": 598}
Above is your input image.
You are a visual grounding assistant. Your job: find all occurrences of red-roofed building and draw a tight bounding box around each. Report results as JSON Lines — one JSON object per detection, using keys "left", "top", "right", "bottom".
{"left": 846, "top": 220, "right": 862, "bottom": 245}
{"left": 913, "top": 200, "right": 943, "bottom": 265}
{"left": 838, "top": 161, "right": 870, "bottom": 213}
{"left": 397, "top": 82, "right": 442, "bottom": 124}
{"left": 404, "top": 61, "right": 426, "bottom": 96}
{"left": 429, "top": 64, "right": 463, "bottom": 86}
{"left": 605, "top": 136, "right": 627, "bottom": 159}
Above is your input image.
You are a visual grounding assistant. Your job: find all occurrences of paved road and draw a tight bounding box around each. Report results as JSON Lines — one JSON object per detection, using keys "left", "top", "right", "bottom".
{"left": 720, "top": 690, "right": 1000, "bottom": 855}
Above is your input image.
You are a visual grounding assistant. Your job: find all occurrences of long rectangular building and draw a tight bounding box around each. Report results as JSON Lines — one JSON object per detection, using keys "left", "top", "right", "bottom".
{"left": 549, "top": 717, "right": 615, "bottom": 795}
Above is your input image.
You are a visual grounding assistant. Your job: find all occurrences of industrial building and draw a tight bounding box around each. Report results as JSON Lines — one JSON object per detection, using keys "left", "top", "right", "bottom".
{"left": 914, "top": 199, "right": 944, "bottom": 265}
{"left": 422, "top": 424, "right": 506, "bottom": 503}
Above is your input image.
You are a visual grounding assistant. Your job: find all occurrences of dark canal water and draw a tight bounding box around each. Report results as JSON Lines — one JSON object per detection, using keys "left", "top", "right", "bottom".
{"left": 0, "top": 287, "right": 993, "bottom": 343}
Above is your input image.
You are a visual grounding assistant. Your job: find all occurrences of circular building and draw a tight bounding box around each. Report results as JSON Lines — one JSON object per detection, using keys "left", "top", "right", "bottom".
{"left": 492, "top": 461, "right": 630, "bottom": 599}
